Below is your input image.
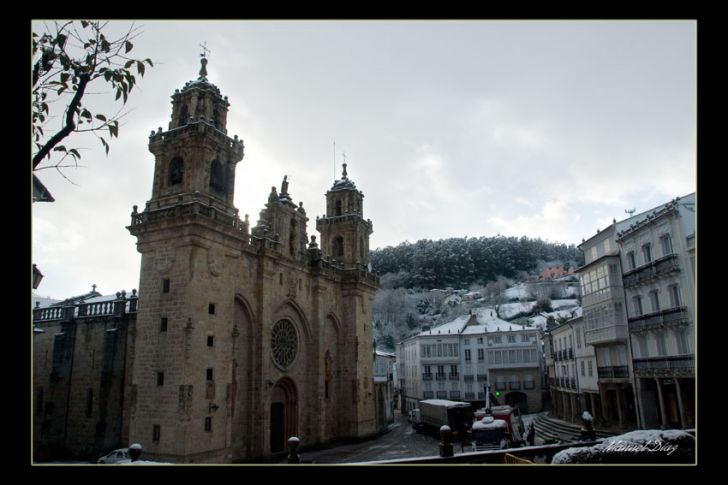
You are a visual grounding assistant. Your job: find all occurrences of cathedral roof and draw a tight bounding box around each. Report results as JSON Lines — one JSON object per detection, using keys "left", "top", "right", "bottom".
{"left": 329, "top": 162, "right": 358, "bottom": 191}
{"left": 180, "top": 56, "right": 222, "bottom": 96}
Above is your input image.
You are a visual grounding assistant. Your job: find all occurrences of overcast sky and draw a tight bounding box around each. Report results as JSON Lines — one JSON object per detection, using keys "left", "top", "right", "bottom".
{"left": 31, "top": 20, "right": 696, "bottom": 299}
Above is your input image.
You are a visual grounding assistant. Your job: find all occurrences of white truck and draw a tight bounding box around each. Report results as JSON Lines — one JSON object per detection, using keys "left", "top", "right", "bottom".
{"left": 411, "top": 399, "right": 473, "bottom": 441}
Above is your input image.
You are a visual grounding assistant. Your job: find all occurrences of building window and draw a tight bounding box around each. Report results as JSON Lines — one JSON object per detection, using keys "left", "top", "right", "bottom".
{"left": 85, "top": 388, "right": 93, "bottom": 418}
{"left": 332, "top": 236, "right": 344, "bottom": 258}
{"left": 162, "top": 278, "right": 170, "bottom": 293}
{"left": 477, "top": 349, "right": 484, "bottom": 361}
{"left": 580, "top": 361, "right": 585, "bottom": 377}
{"left": 576, "top": 329, "right": 582, "bottom": 349}
{"left": 335, "top": 199, "right": 342, "bottom": 216}
{"left": 206, "top": 368, "right": 214, "bottom": 381}
{"left": 676, "top": 329, "right": 691, "bottom": 355}
{"left": 464, "top": 338, "right": 470, "bottom": 345}
{"left": 633, "top": 295, "right": 643, "bottom": 316}
{"left": 649, "top": 290, "right": 660, "bottom": 313}
{"left": 655, "top": 332, "right": 667, "bottom": 356}
{"left": 157, "top": 372, "right": 164, "bottom": 386}
{"left": 588, "top": 361, "right": 593, "bottom": 377}
{"left": 521, "top": 334, "right": 529, "bottom": 342}
{"left": 450, "top": 365, "right": 458, "bottom": 377}
{"left": 465, "top": 349, "right": 471, "bottom": 361}
{"left": 209, "top": 159, "right": 225, "bottom": 193}
{"left": 627, "top": 251, "right": 636, "bottom": 270}
{"left": 494, "top": 335, "right": 502, "bottom": 344}
{"left": 642, "top": 243, "right": 652, "bottom": 264}
{"left": 205, "top": 416, "right": 212, "bottom": 432}
{"left": 207, "top": 335, "right": 214, "bottom": 347}
{"left": 208, "top": 303, "right": 216, "bottom": 315}
{"left": 160, "top": 317, "right": 168, "bottom": 332}
{"left": 507, "top": 334, "right": 516, "bottom": 343}
{"left": 660, "top": 234, "right": 673, "bottom": 256}
{"left": 153, "top": 424, "right": 161, "bottom": 443}
{"left": 669, "top": 284, "right": 682, "bottom": 308}
{"left": 169, "top": 156, "right": 184, "bottom": 185}
{"left": 477, "top": 337, "right": 484, "bottom": 344}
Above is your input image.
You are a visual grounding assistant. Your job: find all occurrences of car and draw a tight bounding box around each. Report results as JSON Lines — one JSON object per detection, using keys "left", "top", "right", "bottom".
{"left": 97, "top": 448, "right": 130, "bottom": 464}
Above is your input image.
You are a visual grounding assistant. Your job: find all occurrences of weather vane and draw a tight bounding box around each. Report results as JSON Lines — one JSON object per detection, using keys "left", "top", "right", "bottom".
{"left": 200, "top": 41, "right": 211, "bottom": 59}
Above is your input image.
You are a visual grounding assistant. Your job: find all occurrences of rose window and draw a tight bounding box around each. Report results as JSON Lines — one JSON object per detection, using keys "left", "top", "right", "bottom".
{"left": 271, "top": 320, "right": 298, "bottom": 369}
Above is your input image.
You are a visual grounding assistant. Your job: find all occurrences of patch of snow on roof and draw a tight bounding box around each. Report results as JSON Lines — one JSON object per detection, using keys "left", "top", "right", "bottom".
{"left": 551, "top": 299, "right": 579, "bottom": 310}
{"left": 503, "top": 284, "right": 529, "bottom": 300}
{"left": 498, "top": 301, "right": 537, "bottom": 319}
{"left": 472, "top": 418, "right": 508, "bottom": 430}
{"left": 420, "top": 399, "right": 470, "bottom": 407}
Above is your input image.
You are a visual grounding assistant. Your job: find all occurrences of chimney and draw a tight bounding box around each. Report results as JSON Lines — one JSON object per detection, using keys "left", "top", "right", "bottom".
{"left": 467, "top": 311, "right": 478, "bottom": 326}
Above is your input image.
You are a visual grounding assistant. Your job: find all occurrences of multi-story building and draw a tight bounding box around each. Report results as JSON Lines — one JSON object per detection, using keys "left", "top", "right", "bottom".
{"left": 373, "top": 350, "right": 396, "bottom": 430}
{"left": 547, "top": 314, "right": 599, "bottom": 424}
{"left": 32, "top": 289, "right": 138, "bottom": 461}
{"left": 397, "top": 308, "right": 542, "bottom": 415}
{"left": 578, "top": 222, "right": 637, "bottom": 430}
{"left": 616, "top": 194, "right": 695, "bottom": 429}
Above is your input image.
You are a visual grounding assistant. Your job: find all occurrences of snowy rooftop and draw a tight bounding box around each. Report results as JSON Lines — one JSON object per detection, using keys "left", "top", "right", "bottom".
{"left": 375, "top": 350, "right": 395, "bottom": 358}
{"left": 420, "top": 399, "right": 470, "bottom": 407}
{"left": 418, "top": 307, "right": 532, "bottom": 337}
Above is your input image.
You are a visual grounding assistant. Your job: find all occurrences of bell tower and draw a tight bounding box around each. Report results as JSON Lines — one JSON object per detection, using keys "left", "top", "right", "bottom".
{"left": 146, "top": 54, "right": 244, "bottom": 210}
{"left": 316, "top": 161, "right": 373, "bottom": 267}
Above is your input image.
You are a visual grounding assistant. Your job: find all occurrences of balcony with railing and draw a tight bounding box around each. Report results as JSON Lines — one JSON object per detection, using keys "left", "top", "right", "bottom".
{"left": 622, "top": 254, "right": 680, "bottom": 288}
{"left": 463, "top": 374, "right": 474, "bottom": 382}
{"left": 449, "top": 391, "right": 461, "bottom": 400}
{"left": 633, "top": 355, "right": 694, "bottom": 377}
{"left": 568, "top": 348, "right": 574, "bottom": 360}
{"left": 476, "top": 374, "right": 487, "bottom": 382}
{"left": 597, "top": 366, "right": 630, "bottom": 379}
{"left": 629, "top": 306, "right": 690, "bottom": 333}
{"left": 423, "top": 391, "right": 434, "bottom": 399}
{"left": 422, "top": 373, "right": 433, "bottom": 381}
{"left": 449, "top": 373, "right": 459, "bottom": 380}
{"left": 585, "top": 322, "right": 629, "bottom": 346}
{"left": 435, "top": 373, "right": 447, "bottom": 381}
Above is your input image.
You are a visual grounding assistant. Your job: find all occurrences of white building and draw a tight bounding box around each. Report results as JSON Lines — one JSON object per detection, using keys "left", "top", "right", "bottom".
{"left": 396, "top": 308, "right": 542, "bottom": 415}
{"left": 373, "top": 350, "right": 396, "bottom": 430}
{"left": 616, "top": 193, "right": 695, "bottom": 429}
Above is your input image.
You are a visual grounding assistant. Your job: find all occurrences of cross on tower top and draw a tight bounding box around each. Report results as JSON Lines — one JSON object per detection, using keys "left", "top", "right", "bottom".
{"left": 92, "top": 284, "right": 97, "bottom": 292}
{"left": 199, "top": 42, "right": 210, "bottom": 79}
{"left": 200, "top": 42, "right": 211, "bottom": 58}
{"left": 342, "top": 152, "right": 348, "bottom": 178}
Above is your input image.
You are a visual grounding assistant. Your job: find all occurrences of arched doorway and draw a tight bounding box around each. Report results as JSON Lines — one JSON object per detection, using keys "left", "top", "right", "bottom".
{"left": 270, "top": 378, "right": 297, "bottom": 454}
{"left": 506, "top": 392, "right": 528, "bottom": 414}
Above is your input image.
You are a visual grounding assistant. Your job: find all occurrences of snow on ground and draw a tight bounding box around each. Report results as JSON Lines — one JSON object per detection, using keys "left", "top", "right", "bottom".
{"left": 503, "top": 284, "right": 530, "bottom": 301}
{"left": 551, "top": 299, "right": 579, "bottom": 310}
{"left": 498, "top": 301, "right": 537, "bottom": 319}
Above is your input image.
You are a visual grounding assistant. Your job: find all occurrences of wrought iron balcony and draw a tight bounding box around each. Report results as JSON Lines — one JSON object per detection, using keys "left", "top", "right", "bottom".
{"left": 597, "top": 366, "right": 630, "bottom": 379}
{"left": 629, "top": 306, "right": 690, "bottom": 333}
{"left": 568, "top": 348, "right": 574, "bottom": 360}
{"left": 422, "top": 373, "right": 433, "bottom": 381}
{"left": 435, "top": 373, "right": 447, "bottom": 381}
{"left": 623, "top": 254, "right": 680, "bottom": 288}
{"left": 476, "top": 374, "right": 487, "bottom": 382}
{"left": 449, "top": 373, "right": 459, "bottom": 380}
{"left": 633, "top": 355, "right": 694, "bottom": 377}
{"left": 463, "top": 374, "right": 474, "bottom": 382}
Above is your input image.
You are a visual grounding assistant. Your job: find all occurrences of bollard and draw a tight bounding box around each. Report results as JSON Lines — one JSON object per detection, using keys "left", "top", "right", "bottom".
{"left": 439, "top": 425, "right": 453, "bottom": 458}
{"left": 287, "top": 436, "right": 301, "bottom": 463}
{"left": 129, "top": 443, "right": 142, "bottom": 462}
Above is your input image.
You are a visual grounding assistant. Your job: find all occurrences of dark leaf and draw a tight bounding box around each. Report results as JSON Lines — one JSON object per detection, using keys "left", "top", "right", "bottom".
{"left": 53, "top": 145, "right": 67, "bottom": 152}
{"left": 95, "top": 114, "right": 107, "bottom": 122}
{"left": 115, "top": 88, "right": 121, "bottom": 101}
{"left": 69, "top": 148, "right": 81, "bottom": 159}
{"left": 124, "top": 59, "right": 134, "bottom": 69}
{"left": 136, "top": 61, "right": 145, "bottom": 77}
{"left": 81, "top": 108, "right": 92, "bottom": 120}
{"left": 145, "top": 58, "right": 154, "bottom": 67}
{"left": 56, "top": 33, "right": 67, "bottom": 49}
{"left": 81, "top": 20, "right": 89, "bottom": 28}
{"left": 60, "top": 72, "right": 70, "bottom": 84}
{"left": 100, "top": 137, "right": 109, "bottom": 155}
{"left": 104, "top": 71, "right": 112, "bottom": 82}
{"left": 125, "top": 41, "right": 133, "bottom": 53}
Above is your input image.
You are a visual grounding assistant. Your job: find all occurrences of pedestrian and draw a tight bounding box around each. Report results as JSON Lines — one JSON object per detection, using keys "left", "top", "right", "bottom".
{"left": 527, "top": 423, "right": 535, "bottom": 446}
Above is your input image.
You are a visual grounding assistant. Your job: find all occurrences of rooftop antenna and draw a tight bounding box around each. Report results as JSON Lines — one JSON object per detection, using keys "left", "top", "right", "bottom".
{"left": 199, "top": 42, "right": 210, "bottom": 79}
{"left": 625, "top": 208, "right": 636, "bottom": 217}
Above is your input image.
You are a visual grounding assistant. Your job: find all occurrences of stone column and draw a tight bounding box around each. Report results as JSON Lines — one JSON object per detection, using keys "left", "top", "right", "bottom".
{"left": 615, "top": 385, "right": 624, "bottom": 429}
{"left": 634, "top": 377, "right": 646, "bottom": 429}
{"left": 674, "top": 378, "right": 687, "bottom": 429}
{"left": 655, "top": 377, "right": 668, "bottom": 429}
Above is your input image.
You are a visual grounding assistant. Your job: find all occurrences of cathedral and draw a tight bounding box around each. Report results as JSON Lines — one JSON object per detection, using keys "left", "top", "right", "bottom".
{"left": 124, "top": 56, "right": 379, "bottom": 462}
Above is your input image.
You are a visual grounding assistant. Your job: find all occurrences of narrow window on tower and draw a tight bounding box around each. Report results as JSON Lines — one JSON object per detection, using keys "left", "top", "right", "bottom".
{"left": 335, "top": 199, "right": 342, "bottom": 216}
{"left": 162, "top": 279, "right": 170, "bottom": 293}
{"left": 206, "top": 368, "right": 214, "bottom": 381}
{"left": 153, "top": 424, "right": 161, "bottom": 443}
{"left": 160, "top": 317, "right": 168, "bottom": 332}
{"left": 85, "top": 388, "right": 93, "bottom": 418}
{"left": 209, "top": 159, "right": 225, "bottom": 193}
{"left": 169, "top": 156, "right": 184, "bottom": 185}
{"left": 207, "top": 335, "right": 214, "bottom": 347}
{"left": 205, "top": 416, "right": 212, "bottom": 432}
{"left": 157, "top": 372, "right": 164, "bottom": 386}
{"left": 208, "top": 303, "right": 216, "bottom": 315}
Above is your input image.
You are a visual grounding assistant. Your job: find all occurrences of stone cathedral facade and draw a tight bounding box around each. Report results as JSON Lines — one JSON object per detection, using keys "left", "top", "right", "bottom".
{"left": 126, "top": 57, "right": 378, "bottom": 463}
